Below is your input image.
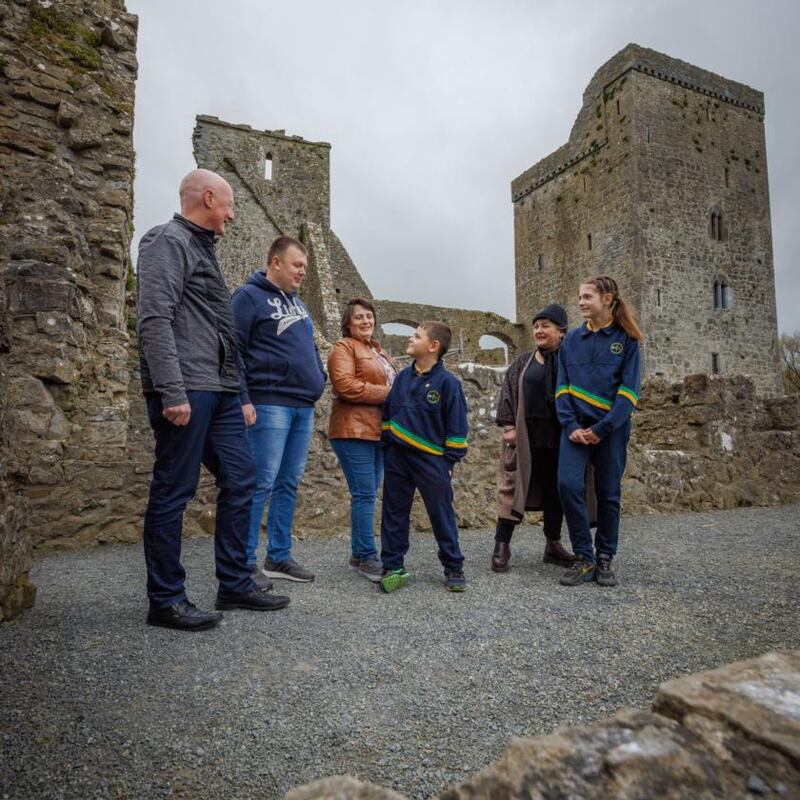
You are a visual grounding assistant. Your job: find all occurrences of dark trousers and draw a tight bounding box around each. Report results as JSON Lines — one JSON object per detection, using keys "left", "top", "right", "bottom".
{"left": 380, "top": 444, "right": 464, "bottom": 572}
{"left": 143, "top": 390, "right": 256, "bottom": 608}
{"left": 557, "top": 419, "right": 631, "bottom": 563}
{"left": 495, "top": 446, "right": 563, "bottom": 543}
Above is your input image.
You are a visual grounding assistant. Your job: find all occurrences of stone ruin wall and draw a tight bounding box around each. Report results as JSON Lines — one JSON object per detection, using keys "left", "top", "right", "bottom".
{"left": 287, "top": 649, "right": 800, "bottom": 799}
{"left": 513, "top": 44, "right": 781, "bottom": 393}
{"left": 193, "top": 115, "right": 526, "bottom": 360}
{"left": 2, "top": 29, "right": 799, "bottom": 622}
{"left": 0, "top": 0, "right": 139, "bottom": 619}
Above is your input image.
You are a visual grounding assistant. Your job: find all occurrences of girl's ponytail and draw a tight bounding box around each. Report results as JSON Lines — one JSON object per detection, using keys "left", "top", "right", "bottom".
{"left": 586, "top": 275, "right": 644, "bottom": 341}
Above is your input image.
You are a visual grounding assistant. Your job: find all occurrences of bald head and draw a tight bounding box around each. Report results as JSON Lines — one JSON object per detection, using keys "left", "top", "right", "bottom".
{"left": 178, "top": 169, "right": 235, "bottom": 236}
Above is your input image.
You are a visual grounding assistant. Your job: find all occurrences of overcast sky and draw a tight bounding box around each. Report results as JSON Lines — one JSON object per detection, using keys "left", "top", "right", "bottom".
{"left": 128, "top": 0, "right": 800, "bottom": 333}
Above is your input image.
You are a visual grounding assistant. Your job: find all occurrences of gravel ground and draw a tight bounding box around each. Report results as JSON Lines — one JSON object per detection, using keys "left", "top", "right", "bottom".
{"left": 1, "top": 505, "right": 799, "bottom": 800}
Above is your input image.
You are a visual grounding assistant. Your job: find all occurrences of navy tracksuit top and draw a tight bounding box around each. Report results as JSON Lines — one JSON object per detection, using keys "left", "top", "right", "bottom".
{"left": 381, "top": 360, "right": 469, "bottom": 464}
{"left": 556, "top": 322, "right": 641, "bottom": 439}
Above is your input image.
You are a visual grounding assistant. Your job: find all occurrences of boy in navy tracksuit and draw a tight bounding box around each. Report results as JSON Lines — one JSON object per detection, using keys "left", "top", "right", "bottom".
{"left": 555, "top": 276, "right": 642, "bottom": 588}
{"left": 379, "top": 321, "right": 469, "bottom": 593}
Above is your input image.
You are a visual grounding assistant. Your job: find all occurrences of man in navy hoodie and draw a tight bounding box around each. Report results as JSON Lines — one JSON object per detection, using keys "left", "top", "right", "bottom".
{"left": 233, "top": 237, "right": 326, "bottom": 583}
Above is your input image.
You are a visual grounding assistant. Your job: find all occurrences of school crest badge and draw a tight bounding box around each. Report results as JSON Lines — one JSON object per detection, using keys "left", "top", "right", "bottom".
{"left": 610, "top": 342, "right": 623, "bottom": 355}
{"left": 426, "top": 389, "right": 441, "bottom": 404}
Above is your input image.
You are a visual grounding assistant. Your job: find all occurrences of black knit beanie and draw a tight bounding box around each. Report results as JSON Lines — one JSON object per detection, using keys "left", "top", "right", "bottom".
{"left": 532, "top": 303, "right": 568, "bottom": 330}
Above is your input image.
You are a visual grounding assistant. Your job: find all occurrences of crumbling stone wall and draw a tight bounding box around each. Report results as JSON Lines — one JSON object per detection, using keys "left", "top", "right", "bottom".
{"left": 0, "top": 0, "right": 138, "bottom": 615}
{"left": 287, "top": 368, "right": 800, "bottom": 540}
{"left": 513, "top": 44, "right": 781, "bottom": 392}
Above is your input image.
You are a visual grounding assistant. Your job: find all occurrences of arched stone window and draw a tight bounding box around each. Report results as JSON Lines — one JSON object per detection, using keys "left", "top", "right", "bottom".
{"left": 713, "top": 277, "right": 732, "bottom": 310}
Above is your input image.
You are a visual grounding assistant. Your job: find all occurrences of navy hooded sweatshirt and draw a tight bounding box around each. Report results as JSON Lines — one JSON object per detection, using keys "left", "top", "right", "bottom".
{"left": 232, "top": 272, "right": 326, "bottom": 408}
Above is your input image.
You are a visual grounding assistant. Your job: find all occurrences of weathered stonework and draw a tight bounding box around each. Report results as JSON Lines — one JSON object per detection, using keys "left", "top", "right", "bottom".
{"left": 193, "top": 115, "right": 525, "bottom": 360}
{"left": 288, "top": 368, "right": 800, "bottom": 541}
{"left": 0, "top": 0, "right": 138, "bottom": 614}
{"left": 513, "top": 44, "right": 781, "bottom": 392}
{"left": 285, "top": 650, "right": 800, "bottom": 799}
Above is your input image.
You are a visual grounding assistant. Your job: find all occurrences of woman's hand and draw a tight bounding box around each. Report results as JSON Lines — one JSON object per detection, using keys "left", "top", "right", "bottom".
{"left": 502, "top": 426, "right": 517, "bottom": 447}
{"left": 582, "top": 428, "right": 601, "bottom": 445}
{"left": 569, "top": 428, "right": 589, "bottom": 445}
{"left": 569, "top": 428, "right": 600, "bottom": 445}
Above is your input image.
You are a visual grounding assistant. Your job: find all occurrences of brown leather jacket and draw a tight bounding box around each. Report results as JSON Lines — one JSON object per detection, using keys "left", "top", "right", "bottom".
{"left": 327, "top": 337, "right": 397, "bottom": 441}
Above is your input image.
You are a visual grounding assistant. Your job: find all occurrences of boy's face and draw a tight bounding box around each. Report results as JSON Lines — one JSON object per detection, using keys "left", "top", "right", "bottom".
{"left": 407, "top": 327, "right": 439, "bottom": 359}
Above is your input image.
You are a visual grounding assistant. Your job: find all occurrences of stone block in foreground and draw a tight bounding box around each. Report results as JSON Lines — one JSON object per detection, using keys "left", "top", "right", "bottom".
{"left": 284, "top": 651, "right": 800, "bottom": 799}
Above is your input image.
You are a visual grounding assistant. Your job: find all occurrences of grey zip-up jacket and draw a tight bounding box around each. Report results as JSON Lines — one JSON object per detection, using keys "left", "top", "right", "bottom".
{"left": 136, "top": 214, "right": 241, "bottom": 406}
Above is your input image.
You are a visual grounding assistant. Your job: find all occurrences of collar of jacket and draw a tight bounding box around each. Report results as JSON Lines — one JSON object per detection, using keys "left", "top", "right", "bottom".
{"left": 413, "top": 359, "right": 442, "bottom": 377}
{"left": 173, "top": 213, "right": 216, "bottom": 245}
{"left": 581, "top": 320, "right": 615, "bottom": 336}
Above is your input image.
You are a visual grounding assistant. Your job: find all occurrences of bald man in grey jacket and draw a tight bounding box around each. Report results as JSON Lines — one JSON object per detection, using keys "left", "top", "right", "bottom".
{"left": 137, "top": 169, "right": 289, "bottom": 631}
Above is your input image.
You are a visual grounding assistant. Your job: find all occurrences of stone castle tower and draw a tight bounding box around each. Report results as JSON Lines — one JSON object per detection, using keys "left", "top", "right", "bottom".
{"left": 512, "top": 44, "right": 781, "bottom": 392}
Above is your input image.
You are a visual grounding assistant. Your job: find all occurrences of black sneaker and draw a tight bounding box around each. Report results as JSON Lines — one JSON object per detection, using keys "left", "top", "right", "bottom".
{"left": 146, "top": 600, "right": 222, "bottom": 632}
{"left": 249, "top": 564, "right": 274, "bottom": 592}
{"left": 215, "top": 589, "right": 290, "bottom": 611}
{"left": 263, "top": 558, "right": 315, "bottom": 583}
{"left": 350, "top": 557, "right": 383, "bottom": 582}
{"left": 559, "top": 557, "right": 596, "bottom": 586}
{"left": 596, "top": 555, "right": 618, "bottom": 587}
{"left": 444, "top": 568, "right": 467, "bottom": 593}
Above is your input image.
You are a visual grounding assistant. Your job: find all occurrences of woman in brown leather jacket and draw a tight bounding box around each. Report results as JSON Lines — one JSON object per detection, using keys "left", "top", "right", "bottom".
{"left": 328, "top": 298, "right": 397, "bottom": 582}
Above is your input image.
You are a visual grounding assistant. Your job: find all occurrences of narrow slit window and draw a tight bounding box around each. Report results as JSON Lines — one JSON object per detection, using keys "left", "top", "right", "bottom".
{"left": 616, "top": 99, "right": 620, "bottom": 115}
{"left": 646, "top": 125, "right": 651, "bottom": 143}
{"left": 537, "top": 254, "right": 544, "bottom": 270}
{"left": 264, "top": 154, "right": 273, "bottom": 181}
{"left": 657, "top": 288, "right": 662, "bottom": 307}
{"left": 711, "top": 353, "right": 720, "bottom": 374}
{"left": 587, "top": 233, "right": 592, "bottom": 251}
{"left": 711, "top": 211, "right": 724, "bottom": 241}
{"left": 724, "top": 167, "right": 729, "bottom": 187}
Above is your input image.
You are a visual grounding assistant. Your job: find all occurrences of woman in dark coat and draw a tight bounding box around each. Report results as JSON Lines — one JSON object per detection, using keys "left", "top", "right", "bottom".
{"left": 492, "top": 304, "right": 577, "bottom": 572}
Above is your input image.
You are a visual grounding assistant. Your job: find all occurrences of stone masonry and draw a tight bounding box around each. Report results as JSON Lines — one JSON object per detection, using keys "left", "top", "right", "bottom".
{"left": 2, "top": 30, "right": 798, "bottom": 622}
{"left": 289, "top": 650, "right": 800, "bottom": 799}
{"left": 513, "top": 44, "right": 781, "bottom": 392}
{"left": 193, "top": 115, "right": 525, "bottom": 361}
{"left": 0, "top": 0, "right": 138, "bottom": 618}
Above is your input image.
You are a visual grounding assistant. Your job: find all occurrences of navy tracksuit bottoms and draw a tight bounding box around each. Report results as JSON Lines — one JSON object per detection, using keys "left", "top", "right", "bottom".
{"left": 557, "top": 419, "right": 631, "bottom": 563}
{"left": 380, "top": 443, "right": 464, "bottom": 571}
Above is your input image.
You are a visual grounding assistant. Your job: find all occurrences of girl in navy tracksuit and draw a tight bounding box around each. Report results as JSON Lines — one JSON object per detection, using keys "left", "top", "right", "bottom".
{"left": 555, "top": 276, "right": 642, "bottom": 587}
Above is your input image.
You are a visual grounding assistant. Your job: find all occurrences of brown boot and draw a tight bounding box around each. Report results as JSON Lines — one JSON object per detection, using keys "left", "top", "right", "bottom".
{"left": 543, "top": 538, "right": 576, "bottom": 567}
{"left": 491, "top": 541, "right": 511, "bottom": 573}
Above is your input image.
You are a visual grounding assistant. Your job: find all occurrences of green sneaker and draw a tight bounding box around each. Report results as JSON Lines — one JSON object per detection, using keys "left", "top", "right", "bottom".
{"left": 444, "top": 568, "right": 466, "bottom": 592}
{"left": 379, "top": 568, "right": 410, "bottom": 593}
{"left": 559, "top": 557, "right": 596, "bottom": 586}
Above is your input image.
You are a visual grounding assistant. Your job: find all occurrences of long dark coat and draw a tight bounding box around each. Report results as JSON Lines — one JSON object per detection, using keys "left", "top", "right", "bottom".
{"left": 496, "top": 350, "right": 596, "bottom": 523}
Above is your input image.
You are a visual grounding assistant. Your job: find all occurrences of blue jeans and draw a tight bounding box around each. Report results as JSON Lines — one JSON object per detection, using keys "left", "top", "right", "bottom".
{"left": 330, "top": 438, "right": 383, "bottom": 560}
{"left": 143, "top": 391, "right": 255, "bottom": 608}
{"left": 247, "top": 404, "right": 314, "bottom": 564}
{"left": 557, "top": 420, "right": 631, "bottom": 563}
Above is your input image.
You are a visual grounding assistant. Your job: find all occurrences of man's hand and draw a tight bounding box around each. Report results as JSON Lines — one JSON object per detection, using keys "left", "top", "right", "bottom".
{"left": 502, "top": 426, "right": 517, "bottom": 447}
{"left": 242, "top": 403, "right": 257, "bottom": 427}
{"left": 569, "top": 428, "right": 589, "bottom": 445}
{"left": 163, "top": 402, "right": 191, "bottom": 426}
